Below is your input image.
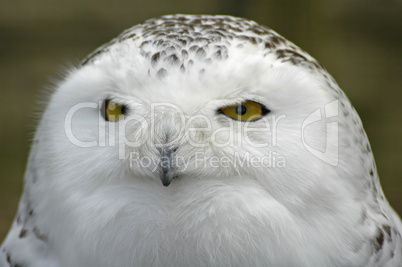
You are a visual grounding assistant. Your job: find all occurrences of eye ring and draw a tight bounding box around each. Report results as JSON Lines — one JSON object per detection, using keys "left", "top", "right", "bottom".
{"left": 218, "top": 100, "right": 269, "bottom": 122}
{"left": 102, "top": 99, "right": 128, "bottom": 122}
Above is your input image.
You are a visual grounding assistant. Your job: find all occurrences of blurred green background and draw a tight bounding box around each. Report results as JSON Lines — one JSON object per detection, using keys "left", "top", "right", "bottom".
{"left": 0, "top": 0, "right": 401, "bottom": 241}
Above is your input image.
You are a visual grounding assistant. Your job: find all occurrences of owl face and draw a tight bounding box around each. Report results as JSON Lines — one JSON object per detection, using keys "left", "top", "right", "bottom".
{"left": 39, "top": 15, "right": 346, "bottom": 211}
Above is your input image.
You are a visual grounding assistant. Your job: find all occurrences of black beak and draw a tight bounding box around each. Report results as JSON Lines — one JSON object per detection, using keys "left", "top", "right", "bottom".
{"left": 159, "top": 147, "right": 178, "bottom": 187}
{"left": 161, "top": 156, "right": 173, "bottom": 186}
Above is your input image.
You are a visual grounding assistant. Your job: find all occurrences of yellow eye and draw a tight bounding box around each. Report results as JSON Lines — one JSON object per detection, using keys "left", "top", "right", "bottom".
{"left": 104, "top": 100, "right": 127, "bottom": 122}
{"left": 219, "top": 101, "right": 269, "bottom": 121}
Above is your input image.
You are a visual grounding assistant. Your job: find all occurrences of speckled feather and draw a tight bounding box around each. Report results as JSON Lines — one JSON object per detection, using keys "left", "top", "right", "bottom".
{"left": 82, "top": 15, "right": 328, "bottom": 79}
{"left": 1, "top": 14, "right": 401, "bottom": 267}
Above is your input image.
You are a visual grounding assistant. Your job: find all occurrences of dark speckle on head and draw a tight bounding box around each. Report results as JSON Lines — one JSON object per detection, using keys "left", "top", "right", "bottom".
{"left": 19, "top": 228, "right": 28, "bottom": 238}
{"left": 33, "top": 227, "right": 48, "bottom": 242}
{"left": 213, "top": 49, "right": 222, "bottom": 60}
{"left": 80, "top": 14, "right": 324, "bottom": 79}
{"left": 373, "top": 228, "right": 385, "bottom": 252}
{"left": 151, "top": 52, "right": 161, "bottom": 66}
{"left": 383, "top": 225, "right": 391, "bottom": 237}
{"left": 181, "top": 49, "right": 188, "bottom": 59}
{"left": 189, "top": 45, "right": 200, "bottom": 52}
{"left": 157, "top": 68, "right": 168, "bottom": 79}
{"left": 196, "top": 47, "right": 206, "bottom": 58}
{"left": 164, "top": 54, "right": 180, "bottom": 65}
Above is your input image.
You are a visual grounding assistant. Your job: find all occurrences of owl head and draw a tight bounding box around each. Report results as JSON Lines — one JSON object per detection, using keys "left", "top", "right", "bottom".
{"left": 10, "top": 14, "right": 389, "bottom": 266}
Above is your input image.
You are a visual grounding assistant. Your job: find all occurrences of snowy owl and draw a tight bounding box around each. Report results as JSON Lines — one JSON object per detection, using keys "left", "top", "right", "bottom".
{"left": 1, "top": 14, "right": 401, "bottom": 267}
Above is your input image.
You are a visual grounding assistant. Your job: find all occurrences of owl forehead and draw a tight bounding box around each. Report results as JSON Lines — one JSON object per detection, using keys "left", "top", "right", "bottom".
{"left": 81, "top": 14, "right": 325, "bottom": 79}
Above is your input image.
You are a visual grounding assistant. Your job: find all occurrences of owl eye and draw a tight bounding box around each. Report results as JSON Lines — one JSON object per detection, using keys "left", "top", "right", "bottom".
{"left": 103, "top": 99, "right": 128, "bottom": 122}
{"left": 218, "top": 101, "right": 269, "bottom": 121}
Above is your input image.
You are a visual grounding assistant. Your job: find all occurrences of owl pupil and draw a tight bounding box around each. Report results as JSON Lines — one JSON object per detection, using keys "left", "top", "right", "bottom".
{"left": 235, "top": 105, "right": 247, "bottom": 115}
